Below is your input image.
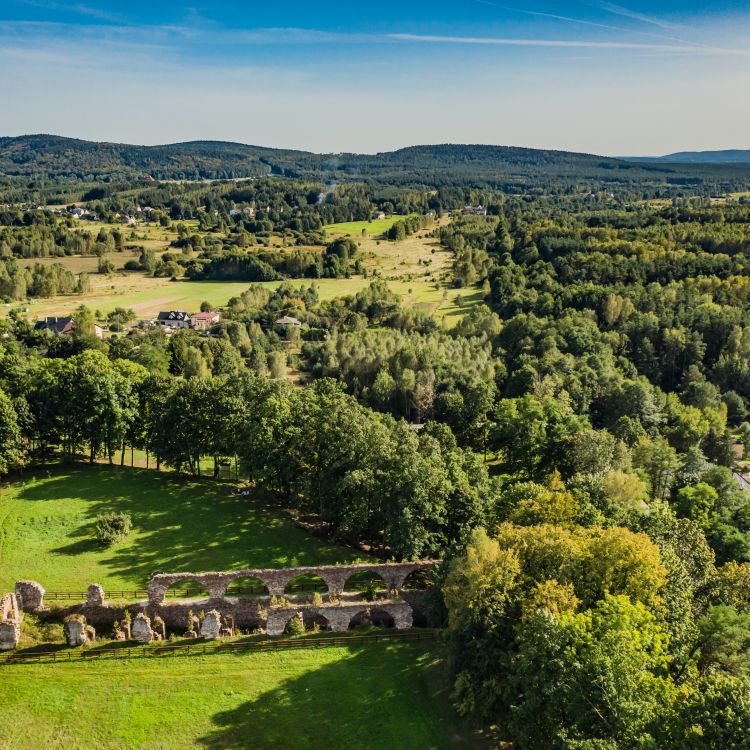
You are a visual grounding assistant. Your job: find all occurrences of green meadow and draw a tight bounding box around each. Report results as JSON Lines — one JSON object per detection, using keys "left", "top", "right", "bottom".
{"left": 0, "top": 465, "right": 363, "bottom": 592}
{"left": 0, "top": 642, "right": 477, "bottom": 749}
{"left": 323, "top": 215, "right": 411, "bottom": 237}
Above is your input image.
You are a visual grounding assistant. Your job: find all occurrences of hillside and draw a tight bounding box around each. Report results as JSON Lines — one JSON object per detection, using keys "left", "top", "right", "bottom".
{"left": 636, "top": 149, "right": 750, "bottom": 165}
{"left": 4, "top": 134, "right": 750, "bottom": 192}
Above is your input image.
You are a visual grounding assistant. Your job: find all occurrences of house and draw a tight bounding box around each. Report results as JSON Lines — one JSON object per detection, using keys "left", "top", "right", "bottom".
{"left": 122, "top": 215, "right": 137, "bottom": 225}
{"left": 156, "top": 311, "right": 192, "bottom": 329}
{"left": 462, "top": 205, "right": 488, "bottom": 216}
{"left": 191, "top": 311, "right": 221, "bottom": 331}
{"left": 69, "top": 208, "right": 92, "bottom": 219}
{"left": 373, "top": 211, "right": 386, "bottom": 220}
{"left": 34, "top": 316, "right": 104, "bottom": 339}
{"left": 274, "top": 315, "right": 302, "bottom": 329}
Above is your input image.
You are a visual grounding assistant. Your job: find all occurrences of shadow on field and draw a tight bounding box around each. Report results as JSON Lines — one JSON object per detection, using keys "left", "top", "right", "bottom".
{"left": 16, "top": 465, "right": 349, "bottom": 586}
{"left": 197, "top": 644, "right": 476, "bottom": 750}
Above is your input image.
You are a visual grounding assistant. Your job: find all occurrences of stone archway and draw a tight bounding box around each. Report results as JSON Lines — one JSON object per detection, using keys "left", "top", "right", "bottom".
{"left": 343, "top": 569, "right": 388, "bottom": 598}
{"left": 225, "top": 576, "right": 269, "bottom": 598}
{"left": 348, "top": 606, "right": 396, "bottom": 630}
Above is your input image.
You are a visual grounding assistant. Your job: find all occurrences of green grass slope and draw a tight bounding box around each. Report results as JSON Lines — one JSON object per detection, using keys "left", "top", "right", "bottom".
{"left": 0, "top": 465, "right": 362, "bottom": 592}
{"left": 0, "top": 643, "right": 475, "bottom": 749}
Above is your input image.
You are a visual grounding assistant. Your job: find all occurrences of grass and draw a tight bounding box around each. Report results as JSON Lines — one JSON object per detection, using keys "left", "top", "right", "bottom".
{"left": 0, "top": 465, "right": 363, "bottom": 592}
{"left": 4, "top": 216, "right": 483, "bottom": 324}
{"left": 0, "top": 642, "right": 478, "bottom": 749}
{"left": 323, "top": 215, "right": 412, "bottom": 237}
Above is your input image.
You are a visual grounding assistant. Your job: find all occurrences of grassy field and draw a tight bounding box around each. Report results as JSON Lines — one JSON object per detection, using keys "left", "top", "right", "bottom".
{"left": 323, "top": 215, "right": 411, "bottom": 237}
{"left": 0, "top": 642, "right": 477, "bottom": 749}
{"left": 4, "top": 214, "right": 482, "bottom": 324}
{"left": 0, "top": 465, "right": 363, "bottom": 592}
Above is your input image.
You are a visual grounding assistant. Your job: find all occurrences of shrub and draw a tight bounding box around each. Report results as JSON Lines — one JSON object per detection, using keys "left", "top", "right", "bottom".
{"left": 94, "top": 511, "right": 132, "bottom": 546}
{"left": 284, "top": 615, "right": 305, "bottom": 636}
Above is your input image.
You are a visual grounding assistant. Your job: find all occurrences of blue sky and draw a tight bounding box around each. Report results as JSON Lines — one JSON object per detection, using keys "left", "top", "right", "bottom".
{"left": 1, "top": 1, "right": 749, "bottom": 154}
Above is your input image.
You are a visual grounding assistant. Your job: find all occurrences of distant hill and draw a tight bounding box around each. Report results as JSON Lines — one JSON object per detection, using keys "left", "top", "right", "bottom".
{"left": 634, "top": 150, "right": 750, "bottom": 165}
{"left": 3, "top": 134, "right": 750, "bottom": 193}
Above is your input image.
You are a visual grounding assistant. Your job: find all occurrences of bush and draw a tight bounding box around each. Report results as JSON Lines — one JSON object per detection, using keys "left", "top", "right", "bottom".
{"left": 284, "top": 615, "right": 305, "bottom": 636}
{"left": 95, "top": 511, "right": 132, "bottom": 546}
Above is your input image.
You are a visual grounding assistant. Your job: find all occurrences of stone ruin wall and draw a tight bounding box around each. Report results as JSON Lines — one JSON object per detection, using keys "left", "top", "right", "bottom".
{"left": 0, "top": 592, "right": 22, "bottom": 650}
{"left": 12, "top": 561, "right": 437, "bottom": 637}
{"left": 146, "top": 561, "right": 436, "bottom": 604}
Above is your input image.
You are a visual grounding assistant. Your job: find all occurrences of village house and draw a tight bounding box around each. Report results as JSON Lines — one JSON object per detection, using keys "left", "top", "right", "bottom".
{"left": 373, "top": 210, "right": 387, "bottom": 220}
{"left": 191, "top": 310, "right": 221, "bottom": 331}
{"left": 69, "top": 207, "right": 93, "bottom": 219}
{"left": 156, "top": 311, "right": 192, "bottom": 329}
{"left": 34, "top": 316, "right": 105, "bottom": 340}
{"left": 462, "top": 205, "right": 488, "bottom": 216}
{"left": 274, "top": 315, "right": 302, "bottom": 330}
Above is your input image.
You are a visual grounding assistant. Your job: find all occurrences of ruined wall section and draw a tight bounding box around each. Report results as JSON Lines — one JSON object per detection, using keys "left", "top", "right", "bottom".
{"left": 0, "top": 592, "right": 22, "bottom": 650}
{"left": 146, "top": 562, "right": 436, "bottom": 604}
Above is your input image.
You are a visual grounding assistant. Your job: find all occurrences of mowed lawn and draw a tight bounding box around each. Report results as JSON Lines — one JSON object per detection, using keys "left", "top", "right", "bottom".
{"left": 0, "top": 643, "right": 476, "bottom": 749}
{"left": 323, "top": 214, "right": 412, "bottom": 237}
{"left": 0, "top": 465, "right": 363, "bottom": 592}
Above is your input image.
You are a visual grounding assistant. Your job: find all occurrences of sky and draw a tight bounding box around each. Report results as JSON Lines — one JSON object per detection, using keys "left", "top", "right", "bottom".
{"left": 0, "top": 1, "right": 749, "bottom": 155}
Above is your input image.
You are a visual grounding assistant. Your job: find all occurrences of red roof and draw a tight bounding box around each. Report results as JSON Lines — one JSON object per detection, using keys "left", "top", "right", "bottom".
{"left": 192, "top": 311, "right": 219, "bottom": 321}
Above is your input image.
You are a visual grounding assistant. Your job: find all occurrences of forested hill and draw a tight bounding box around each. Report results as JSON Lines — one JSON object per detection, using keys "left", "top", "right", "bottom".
{"left": 651, "top": 150, "right": 750, "bottom": 165}
{"left": 3, "top": 134, "right": 750, "bottom": 193}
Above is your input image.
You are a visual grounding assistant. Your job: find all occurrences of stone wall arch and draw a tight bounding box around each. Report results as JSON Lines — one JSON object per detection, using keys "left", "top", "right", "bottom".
{"left": 348, "top": 606, "right": 396, "bottom": 630}
{"left": 225, "top": 576, "right": 269, "bottom": 598}
{"left": 343, "top": 569, "right": 388, "bottom": 595}
{"left": 266, "top": 609, "right": 304, "bottom": 637}
{"left": 283, "top": 572, "right": 328, "bottom": 597}
{"left": 163, "top": 579, "right": 212, "bottom": 602}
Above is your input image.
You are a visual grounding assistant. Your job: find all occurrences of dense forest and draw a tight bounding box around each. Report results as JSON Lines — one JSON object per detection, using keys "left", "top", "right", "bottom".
{"left": 4, "top": 135, "right": 750, "bottom": 193}
{"left": 4, "top": 164, "right": 750, "bottom": 745}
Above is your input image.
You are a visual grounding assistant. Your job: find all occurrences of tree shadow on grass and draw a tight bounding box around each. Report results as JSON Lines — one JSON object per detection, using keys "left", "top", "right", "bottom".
{"left": 15, "top": 465, "right": 359, "bottom": 587}
{"left": 198, "top": 643, "right": 477, "bottom": 750}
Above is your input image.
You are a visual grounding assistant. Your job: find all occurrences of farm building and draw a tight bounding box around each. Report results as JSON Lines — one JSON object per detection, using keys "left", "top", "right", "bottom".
{"left": 191, "top": 311, "right": 221, "bottom": 331}
{"left": 34, "top": 316, "right": 104, "bottom": 340}
{"left": 157, "top": 311, "right": 192, "bottom": 329}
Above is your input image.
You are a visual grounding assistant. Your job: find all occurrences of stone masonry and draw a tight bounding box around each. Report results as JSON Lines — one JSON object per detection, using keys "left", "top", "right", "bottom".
{"left": 14, "top": 561, "right": 437, "bottom": 640}
{"left": 15, "top": 580, "right": 46, "bottom": 612}
{"left": 86, "top": 584, "right": 105, "bottom": 607}
{"left": 266, "top": 601, "right": 414, "bottom": 636}
{"left": 0, "top": 592, "right": 22, "bottom": 651}
{"left": 146, "top": 562, "right": 435, "bottom": 605}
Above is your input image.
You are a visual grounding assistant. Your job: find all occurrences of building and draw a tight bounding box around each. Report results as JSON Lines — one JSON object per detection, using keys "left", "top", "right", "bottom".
{"left": 156, "top": 311, "right": 192, "bottom": 329}
{"left": 274, "top": 315, "right": 302, "bottom": 329}
{"left": 191, "top": 311, "right": 221, "bottom": 331}
{"left": 373, "top": 211, "right": 386, "bottom": 220}
{"left": 462, "top": 205, "right": 488, "bottom": 216}
{"left": 34, "top": 316, "right": 104, "bottom": 339}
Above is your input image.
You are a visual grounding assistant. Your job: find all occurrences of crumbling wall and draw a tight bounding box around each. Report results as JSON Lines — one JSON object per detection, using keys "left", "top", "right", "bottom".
{"left": 266, "top": 601, "right": 414, "bottom": 636}
{"left": 14, "top": 561, "right": 436, "bottom": 641}
{"left": 15, "top": 580, "right": 45, "bottom": 612}
{"left": 0, "top": 593, "right": 22, "bottom": 650}
{"left": 146, "top": 562, "right": 436, "bottom": 605}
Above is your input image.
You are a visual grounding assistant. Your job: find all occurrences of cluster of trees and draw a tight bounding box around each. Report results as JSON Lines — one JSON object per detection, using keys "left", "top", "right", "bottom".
{"left": 0, "top": 259, "right": 89, "bottom": 300}
{"left": 441, "top": 513, "right": 750, "bottom": 747}
{"left": 0, "top": 349, "right": 490, "bottom": 558}
{"left": 183, "top": 237, "right": 361, "bottom": 282}
{"left": 385, "top": 214, "right": 433, "bottom": 240}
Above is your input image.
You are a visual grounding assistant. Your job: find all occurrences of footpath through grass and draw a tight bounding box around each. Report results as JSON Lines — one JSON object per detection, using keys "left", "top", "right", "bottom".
{"left": 0, "top": 642, "right": 478, "bottom": 749}
{"left": 0, "top": 465, "right": 363, "bottom": 592}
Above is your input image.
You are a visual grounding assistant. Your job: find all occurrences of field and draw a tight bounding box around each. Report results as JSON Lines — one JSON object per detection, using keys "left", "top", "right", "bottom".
{"left": 0, "top": 465, "right": 363, "bottom": 592}
{"left": 323, "top": 215, "right": 411, "bottom": 237}
{"left": 0, "top": 642, "right": 477, "bottom": 749}
{"left": 5, "top": 215, "right": 481, "bottom": 323}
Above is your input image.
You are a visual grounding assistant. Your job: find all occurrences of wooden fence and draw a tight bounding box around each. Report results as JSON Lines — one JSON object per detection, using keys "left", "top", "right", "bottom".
{"left": 0, "top": 629, "right": 439, "bottom": 667}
